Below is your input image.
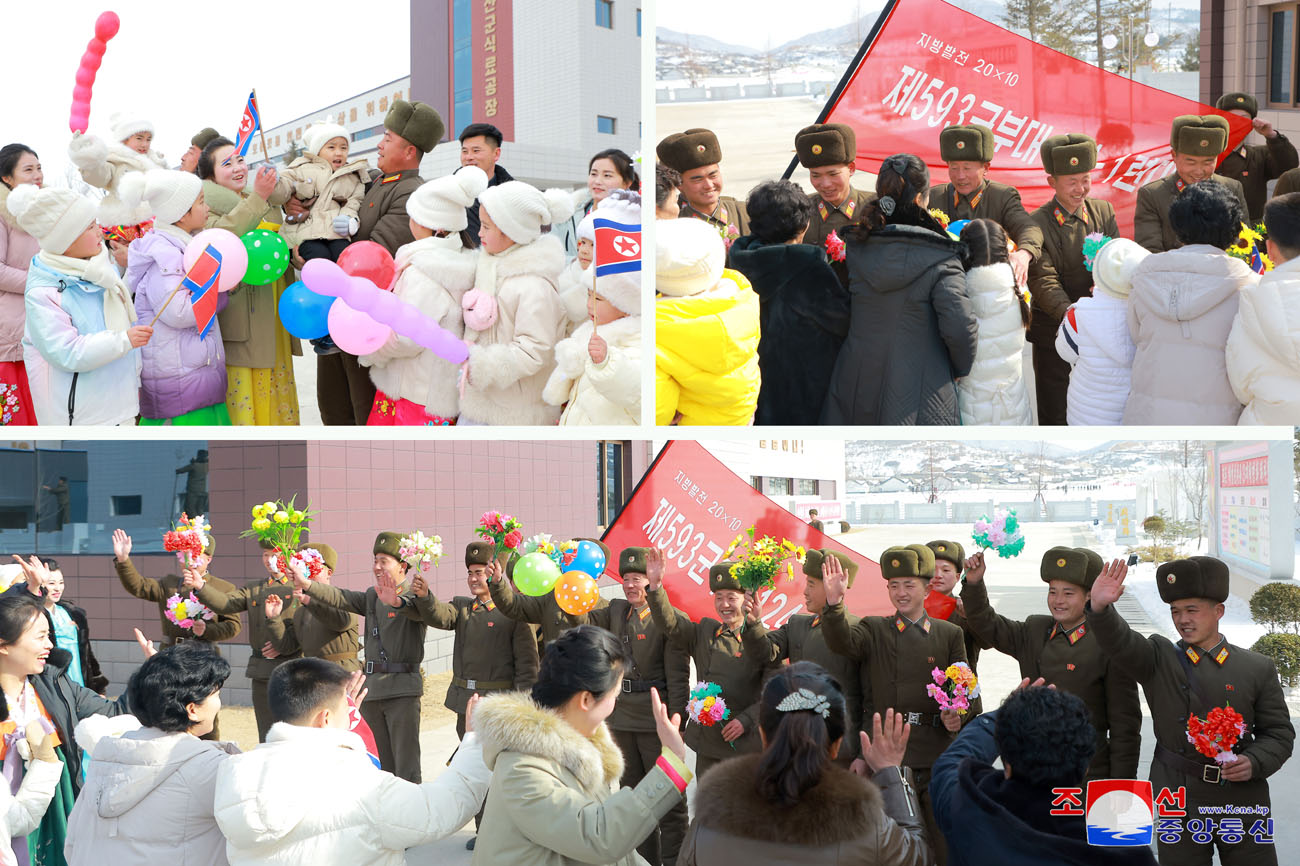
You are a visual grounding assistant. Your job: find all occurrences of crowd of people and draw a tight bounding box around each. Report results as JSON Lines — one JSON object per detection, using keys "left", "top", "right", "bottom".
{"left": 653, "top": 91, "right": 1300, "bottom": 426}
{"left": 0, "top": 525, "right": 1291, "bottom": 865}
{"left": 0, "top": 103, "right": 642, "bottom": 428}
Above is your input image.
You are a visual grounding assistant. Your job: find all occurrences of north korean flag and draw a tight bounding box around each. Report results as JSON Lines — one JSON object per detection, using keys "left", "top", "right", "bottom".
{"left": 181, "top": 244, "right": 222, "bottom": 340}
{"left": 593, "top": 217, "right": 641, "bottom": 278}
{"left": 347, "top": 693, "right": 382, "bottom": 769}
{"left": 232, "top": 91, "right": 261, "bottom": 158}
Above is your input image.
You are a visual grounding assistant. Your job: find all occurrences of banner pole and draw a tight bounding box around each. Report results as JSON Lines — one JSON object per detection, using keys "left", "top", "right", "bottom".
{"left": 254, "top": 89, "right": 271, "bottom": 166}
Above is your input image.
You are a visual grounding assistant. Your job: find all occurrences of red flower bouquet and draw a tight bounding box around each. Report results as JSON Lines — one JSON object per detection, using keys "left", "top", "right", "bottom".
{"left": 163, "top": 513, "right": 210, "bottom": 567}
{"left": 476, "top": 511, "right": 524, "bottom": 557}
{"left": 825, "top": 230, "right": 846, "bottom": 263}
{"left": 1187, "top": 705, "right": 1247, "bottom": 765}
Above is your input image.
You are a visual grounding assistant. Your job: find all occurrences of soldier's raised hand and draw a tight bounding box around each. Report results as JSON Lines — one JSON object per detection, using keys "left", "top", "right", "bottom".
{"left": 112, "top": 528, "right": 132, "bottom": 561}
{"left": 375, "top": 569, "right": 401, "bottom": 608}
{"left": 743, "top": 590, "right": 763, "bottom": 626}
{"left": 411, "top": 574, "right": 430, "bottom": 598}
{"left": 823, "top": 554, "right": 848, "bottom": 606}
{"left": 264, "top": 593, "right": 284, "bottom": 620}
{"left": 181, "top": 565, "right": 205, "bottom": 591}
{"left": 645, "top": 547, "right": 666, "bottom": 592}
{"left": 964, "top": 551, "right": 986, "bottom": 584}
{"left": 1089, "top": 559, "right": 1128, "bottom": 611}
{"left": 289, "top": 558, "right": 313, "bottom": 592}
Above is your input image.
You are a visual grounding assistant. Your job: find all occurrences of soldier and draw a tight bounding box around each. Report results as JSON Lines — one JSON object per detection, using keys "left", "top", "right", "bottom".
{"left": 175, "top": 449, "right": 209, "bottom": 517}
{"left": 263, "top": 542, "right": 361, "bottom": 672}
{"left": 1134, "top": 115, "right": 1249, "bottom": 253}
{"left": 656, "top": 128, "right": 750, "bottom": 236}
{"left": 795, "top": 122, "right": 873, "bottom": 286}
{"left": 821, "top": 543, "right": 966, "bottom": 866}
{"left": 563, "top": 546, "right": 691, "bottom": 866}
{"left": 490, "top": 538, "right": 608, "bottom": 651}
{"left": 1027, "top": 134, "right": 1120, "bottom": 426}
{"left": 412, "top": 540, "right": 539, "bottom": 851}
{"left": 289, "top": 530, "right": 427, "bottom": 782}
{"left": 644, "top": 549, "right": 780, "bottom": 780}
{"left": 926, "top": 539, "right": 989, "bottom": 683}
{"left": 928, "top": 124, "right": 1043, "bottom": 286}
{"left": 959, "top": 546, "right": 1142, "bottom": 781}
{"left": 1088, "top": 556, "right": 1295, "bottom": 866}
{"left": 1214, "top": 93, "right": 1298, "bottom": 221}
{"left": 808, "top": 508, "right": 824, "bottom": 532}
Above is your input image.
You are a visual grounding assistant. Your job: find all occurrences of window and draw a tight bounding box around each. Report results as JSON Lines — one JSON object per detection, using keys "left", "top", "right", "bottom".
{"left": 796, "top": 479, "right": 818, "bottom": 496}
{"left": 453, "top": 0, "right": 474, "bottom": 137}
{"left": 1270, "top": 4, "right": 1297, "bottom": 106}
{"left": 352, "top": 124, "right": 386, "bottom": 141}
{"left": 764, "top": 477, "right": 792, "bottom": 496}
{"left": 597, "top": 115, "right": 617, "bottom": 134}
{"left": 111, "top": 495, "right": 142, "bottom": 516}
{"left": 596, "top": 0, "right": 613, "bottom": 29}
{"left": 637, "top": 8, "right": 642, "bottom": 36}
{"left": 597, "top": 442, "right": 630, "bottom": 527}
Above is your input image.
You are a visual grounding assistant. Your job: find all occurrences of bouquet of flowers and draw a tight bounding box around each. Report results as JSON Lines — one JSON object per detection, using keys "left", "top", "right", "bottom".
{"left": 286, "top": 548, "right": 326, "bottom": 581}
{"left": 972, "top": 509, "right": 1026, "bottom": 558}
{"left": 719, "top": 222, "right": 740, "bottom": 250}
{"left": 686, "top": 682, "right": 731, "bottom": 728}
{"left": 522, "top": 534, "right": 577, "bottom": 570}
{"left": 1187, "top": 705, "right": 1247, "bottom": 765}
{"left": 927, "top": 662, "right": 980, "bottom": 715}
{"left": 1082, "top": 232, "right": 1115, "bottom": 272}
{"left": 164, "top": 592, "right": 214, "bottom": 631}
{"left": 241, "top": 497, "right": 316, "bottom": 584}
{"left": 824, "top": 230, "right": 846, "bottom": 263}
{"left": 724, "top": 527, "right": 806, "bottom": 593}
{"left": 163, "top": 513, "right": 210, "bottom": 567}
{"left": 398, "top": 531, "right": 443, "bottom": 573}
{"left": 1226, "top": 222, "right": 1273, "bottom": 274}
{"left": 476, "top": 511, "right": 524, "bottom": 557}
{"left": 929, "top": 208, "right": 951, "bottom": 229}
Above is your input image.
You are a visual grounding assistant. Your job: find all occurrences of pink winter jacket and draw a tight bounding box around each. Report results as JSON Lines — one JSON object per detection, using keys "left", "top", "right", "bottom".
{"left": 0, "top": 186, "right": 41, "bottom": 363}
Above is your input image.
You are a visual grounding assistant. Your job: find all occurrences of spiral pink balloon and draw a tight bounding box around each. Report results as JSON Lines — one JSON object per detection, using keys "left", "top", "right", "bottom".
{"left": 94, "top": 11, "right": 120, "bottom": 40}
{"left": 69, "top": 11, "right": 121, "bottom": 133}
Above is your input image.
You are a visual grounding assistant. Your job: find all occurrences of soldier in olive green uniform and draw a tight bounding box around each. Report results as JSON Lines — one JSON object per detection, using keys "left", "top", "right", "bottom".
{"left": 795, "top": 123, "right": 874, "bottom": 287}
{"left": 1027, "top": 134, "right": 1121, "bottom": 425}
{"left": 821, "top": 543, "right": 967, "bottom": 866}
{"left": 564, "top": 547, "right": 691, "bottom": 866}
{"left": 263, "top": 542, "right": 361, "bottom": 672}
{"left": 656, "top": 128, "right": 750, "bottom": 237}
{"left": 960, "top": 546, "right": 1142, "bottom": 780}
{"left": 1215, "top": 93, "right": 1298, "bottom": 221}
{"left": 1135, "top": 116, "right": 1250, "bottom": 253}
{"left": 491, "top": 538, "right": 608, "bottom": 652}
{"left": 1089, "top": 556, "right": 1295, "bottom": 866}
{"left": 293, "top": 531, "right": 427, "bottom": 782}
{"left": 645, "top": 553, "right": 780, "bottom": 781}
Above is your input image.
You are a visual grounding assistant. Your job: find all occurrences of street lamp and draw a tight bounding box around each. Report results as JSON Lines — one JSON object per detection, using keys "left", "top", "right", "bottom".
{"left": 1102, "top": 25, "right": 1160, "bottom": 78}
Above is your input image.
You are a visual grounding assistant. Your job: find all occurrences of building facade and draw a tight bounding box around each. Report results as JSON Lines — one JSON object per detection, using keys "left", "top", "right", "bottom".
{"left": 1201, "top": 0, "right": 1300, "bottom": 142}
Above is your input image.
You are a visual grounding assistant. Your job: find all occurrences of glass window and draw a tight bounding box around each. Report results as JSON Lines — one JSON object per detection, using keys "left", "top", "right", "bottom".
{"left": 454, "top": 0, "right": 474, "bottom": 137}
{"left": 1272, "top": 7, "right": 1295, "bottom": 104}
{"left": 796, "top": 479, "right": 818, "bottom": 496}
{"left": 596, "top": 0, "right": 613, "bottom": 29}
{"left": 352, "top": 124, "right": 386, "bottom": 141}
{"left": 765, "top": 477, "right": 792, "bottom": 496}
{"left": 598, "top": 442, "right": 626, "bottom": 526}
{"left": 597, "top": 115, "right": 617, "bottom": 134}
{"left": 637, "top": 8, "right": 642, "bottom": 36}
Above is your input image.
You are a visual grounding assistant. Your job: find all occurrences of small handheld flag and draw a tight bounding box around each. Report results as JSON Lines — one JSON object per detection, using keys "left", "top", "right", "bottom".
{"left": 182, "top": 244, "right": 223, "bottom": 339}
{"left": 347, "top": 694, "right": 382, "bottom": 769}
{"left": 593, "top": 217, "right": 642, "bottom": 278}
{"left": 232, "top": 91, "right": 261, "bottom": 158}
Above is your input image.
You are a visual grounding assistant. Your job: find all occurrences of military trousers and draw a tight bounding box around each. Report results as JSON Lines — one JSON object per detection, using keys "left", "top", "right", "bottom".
{"left": 361, "top": 695, "right": 422, "bottom": 782}
{"left": 317, "top": 351, "right": 375, "bottom": 426}
{"left": 613, "top": 728, "right": 688, "bottom": 866}
{"left": 1153, "top": 762, "right": 1276, "bottom": 866}
{"left": 251, "top": 677, "right": 273, "bottom": 743}
{"left": 1031, "top": 340, "right": 1071, "bottom": 427}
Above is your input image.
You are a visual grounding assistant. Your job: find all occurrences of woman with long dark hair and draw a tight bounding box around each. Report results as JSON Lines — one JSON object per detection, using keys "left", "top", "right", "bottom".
{"left": 0, "top": 144, "right": 44, "bottom": 426}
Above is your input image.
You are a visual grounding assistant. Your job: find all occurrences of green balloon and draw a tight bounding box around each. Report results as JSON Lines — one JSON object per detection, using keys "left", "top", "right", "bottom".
{"left": 240, "top": 229, "right": 290, "bottom": 286}
{"left": 513, "top": 552, "right": 562, "bottom": 596}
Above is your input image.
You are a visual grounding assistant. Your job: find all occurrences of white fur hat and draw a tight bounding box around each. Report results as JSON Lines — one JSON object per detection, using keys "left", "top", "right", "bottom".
{"left": 478, "top": 181, "right": 575, "bottom": 245}
{"left": 593, "top": 269, "right": 640, "bottom": 317}
{"left": 303, "top": 123, "right": 351, "bottom": 159}
{"left": 656, "top": 218, "right": 724, "bottom": 297}
{"left": 7, "top": 184, "right": 98, "bottom": 255}
{"left": 110, "top": 111, "right": 154, "bottom": 143}
{"left": 118, "top": 170, "right": 203, "bottom": 227}
{"left": 408, "top": 166, "right": 488, "bottom": 232}
{"left": 589, "top": 190, "right": 642, "bottom": 314}
{"left": 577, "top": 211, "right": 597, "bottom": 243}
{"left": 1093, "top": 238, "right": 1149, "bottom": 300}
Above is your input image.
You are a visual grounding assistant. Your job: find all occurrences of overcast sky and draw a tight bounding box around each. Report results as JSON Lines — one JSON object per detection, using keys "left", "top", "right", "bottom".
{"left": 4, "top": 0, "right": 410, "bottom": 185}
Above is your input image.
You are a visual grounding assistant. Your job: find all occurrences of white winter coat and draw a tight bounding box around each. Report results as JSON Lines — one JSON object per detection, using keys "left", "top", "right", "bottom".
{"left": 1226, "top": 255, "right": 1300, "bottom": 424}
{"left": 461, "top": 235, "right": 567, "bottom": 426}
{"left": 1123, "top": 245, "right": 1254, "bottom": 425}
{"left": 359, "top": 235, "right": 478, "bottom": 419}
{"left": 556, "top": 257, "right": 593, "bottom": 337}
{"left": 67, "top": 137, "right": 168, "bottom": 226}
{"left": 544, "top": 315, "right": 640, "bottom": 425}
{"left": 214, "top": 722, "right": 490, "bottom": 866}
{"left": 1055, "top": 291, "right": 1135, "bottom": 426}
{"left": 1, "top": 758, "right": 61, "bottom": 865}
{"left": 956, "top": 263, "right": 1032, "bottom": 425}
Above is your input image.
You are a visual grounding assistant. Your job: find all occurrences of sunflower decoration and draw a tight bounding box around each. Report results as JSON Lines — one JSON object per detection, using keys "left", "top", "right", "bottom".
{"left": 1226, "top": 222, "right": 1272, "bottom": 273}
{"left": 724, "top": 527, "right": 807, "bottom": 593}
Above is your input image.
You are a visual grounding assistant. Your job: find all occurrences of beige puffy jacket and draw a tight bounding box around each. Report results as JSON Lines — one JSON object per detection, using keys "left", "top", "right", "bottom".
{"left": 67, "top": 136, "right": 168, "bottom": 226}
{"left": 544, "top": 315, "right": 640, "bottom": 426}
{"left": 279, "top": 154, "right": 370, "bottom": 248}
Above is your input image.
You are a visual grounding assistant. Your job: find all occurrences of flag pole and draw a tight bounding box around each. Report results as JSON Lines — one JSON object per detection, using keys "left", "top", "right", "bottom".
{"left": 148, "top": 281, "right": 187, "bottom": 328}
{"left": 254, "top": 89, "right": 271, "bottom": 165}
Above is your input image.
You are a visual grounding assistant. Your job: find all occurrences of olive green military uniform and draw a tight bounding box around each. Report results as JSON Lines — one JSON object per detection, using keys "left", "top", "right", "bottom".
{"left": 794, "top": 123, "right": 873, "bottom": 288}
{"left": 1214, "top": 92, "right": 1299, "bottom": 221}
{"left": 176, "top": 451, "right": 208, "bottom": 517}
{"left": 658, "top": 128, "right": 751, "bottom": 238}
{"left": 262, "top": 542, "right": 360, "bottom": 671}
{"left": 806, "top": 187, "right": 873, "bottom": 288}
{"left": 680, "top": 196, "right": 749, "bottom": 237}
{"left": 960, "top": 546, "right": 1142, "bottom": 779}
{"left": 1088, "top": 556, "right": 1295, "bottom": 866}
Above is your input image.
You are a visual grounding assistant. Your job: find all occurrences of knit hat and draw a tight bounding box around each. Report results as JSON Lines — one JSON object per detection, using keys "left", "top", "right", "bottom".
{"left": 619, "top": 547, "right": 649, "bottom": 576}
{"left": 118, "top": 170, "right": 203, "bottom": 227}
{"left": 655, "top": 218, "right": 724, "bottom": 297}
{"left": 1216, "top": 92, "right": 1258, "bottom": 118}
{"left": 110, "top": 111, "right": 154, "bottom": 144}
{"left": 926, "top": 540, "right": 966, "bottom": 571}
{"left": 940, "top": 124, "right": 995, "bottom": 163}
{"left": 6, "top": 184, "right": 98, "bottom": 255}
{"left": 384, "top": 100, "right": 445, "bottom": 154}
{"left": 1170, "top": 115, "right": 1230, "bottom": 156}
{"left": 656, "top": 128, "right": 723, "bottom": 173}
{"left": 299, "top": 542, "right": 338, "bottom": 572}
{"left": 478, "top": 180, "right": 575, "bottom": 245}
{"left": 795, "top": 123, "right": 856, "bottom": 168}
{"left": 465, "top": 541, "right": 495, "bottom": 567}
{"left": 708, "top": 561, "right": 743, "bottom": 593}
{"left": 879, "top": 545, "right": 935, "bottom": 580}
{"left": 803, "top": 549, "right": 859, "bottom": 586}
{"left": 191, "top": 128, "right": 221, "bottom": 149}
{"left": 408, "top": 166, "right": 488, "bottom": 232}
{"left": 1040, "top": 547, "right": 1104, "bottom": 589}
{"left": 1157, "top": 556, "right": 1229, "bottom": 604}
{"left": 303, "top": 123, "right": 350, "bottom": 159}
{"left": 590, "top": 190, "right": 642, "bottom": 316}
{"left": 1092, "top": 238, "right": 1149, "bottom": 300}
{"left": 1039, "top": 133, "right": 1097, "bottom": 176}
{"left": 373, "top": 531, "right": 406, "bottom": 559}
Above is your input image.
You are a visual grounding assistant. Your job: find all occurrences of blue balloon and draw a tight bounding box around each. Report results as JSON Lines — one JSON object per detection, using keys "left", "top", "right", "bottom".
{"left": 946, "top": 219, "right": 971, "bottom": 241}
{"left": 569, "top": 540, "right": 607, "bottom": 579}
{"left": 278, "top": 280, "right": 335, "bottom": 339}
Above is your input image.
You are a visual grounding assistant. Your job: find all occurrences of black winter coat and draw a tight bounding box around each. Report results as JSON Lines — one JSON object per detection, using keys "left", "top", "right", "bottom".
{"left": 821, "top": 224, "right": 977, "bottom": 425}
{"left": 30, "top": 646, "right": 130, "bottom": 792}
{"left": 2, "top": 582, "right": 108, "bottom": 693}
{"left": 728, "top": 235, "right": 849, "bottom": 425}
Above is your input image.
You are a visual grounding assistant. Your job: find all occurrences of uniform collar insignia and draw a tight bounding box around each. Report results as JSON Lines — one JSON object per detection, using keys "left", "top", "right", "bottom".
{"left": 896, "top": 613, "right": 930, "bottom": 633}
{"left": 1175, "top": 177, "right": 1186, "bottom": 193}
{"left": 1184, "top": 644, "right": 1200, "bottom": 664}
{"left": 954, "top": 183, "right": 985, "bottom": 211}
{"left": 629, "top": 604, "right": 651, "bottom": 622}
{"left": 473, "top": 598, "right": 496, "bottom": 612}
{"left": 380, "top": 173, "right": 402, "bottom": 184}
{"left": 818, "top": 200, "right": 829, "bottom": 222}
{"left": 811, "top": 615, "right": 821, "bottom": 628}
{"left": 843, "top": 198, "right": 856, "bottom": 219}
{"left": 715, "top": 622, "right": 743, "bottom": 639}
{"left": 1054, "top": 206, "right": 1067, "bottom": 226}
{"left": 1067, "top": 623, "right": 1087, "bottom": 645}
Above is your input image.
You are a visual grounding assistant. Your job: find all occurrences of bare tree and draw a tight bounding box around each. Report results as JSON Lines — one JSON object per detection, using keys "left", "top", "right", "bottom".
{"left": 1172, "top": 440, "right": 1209, "bottom": 547}
{"left": 1031, "top": 441, "right": 1051, "bottom": 510}
{"left": 922, "top": 443, "right": 952, "bottom": 504}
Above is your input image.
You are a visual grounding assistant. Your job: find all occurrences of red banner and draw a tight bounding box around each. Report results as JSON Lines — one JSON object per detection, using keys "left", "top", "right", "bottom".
{"left": 823, "top": 0, "right": 1251, "bottom": 235}
{"left": 1220, "top": 456, "right": 1269, "bottom": 489}
{"left": 601, "top": 441, "right": 892, "bottom": 627}
{"left": 473, "top": 0, "right": 514, "bottom": 142}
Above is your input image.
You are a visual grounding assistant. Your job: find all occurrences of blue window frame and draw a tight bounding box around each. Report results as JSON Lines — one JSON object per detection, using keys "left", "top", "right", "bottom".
{"left": 596, "top": 0, "right": 613, "bottom": 29}
{"left": 598, "top": 115, "right": 617, "bottom": 134}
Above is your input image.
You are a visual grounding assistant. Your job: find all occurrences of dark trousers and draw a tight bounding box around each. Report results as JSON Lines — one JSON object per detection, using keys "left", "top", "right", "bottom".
{"left": 456, "top": 713, "right": 485, "bottom": 831}
{"left": 317, "top": 351, "right": 376, "bottom": 426}
{"left": 361, "top": 695, "right": 422, "bottom": 782}
{"left": 299, "top": 238, "right": 351, "bottom": 263}
{"left": 1154, "top": 765, "right": 1276, "bottom": 866}
{"left": 613, "top": 728, "right": 688, "bottom": 866}
{"left": 251, "top": 677, "right": 273, "bottom": 743}
{"left": 1032, "top": 340, "right": 1071, "bottom": 426}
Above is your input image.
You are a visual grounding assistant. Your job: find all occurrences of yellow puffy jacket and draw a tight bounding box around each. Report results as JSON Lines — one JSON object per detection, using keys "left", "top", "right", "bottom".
{"left": 655, "top": 269, "right": 760, "bottom": 425}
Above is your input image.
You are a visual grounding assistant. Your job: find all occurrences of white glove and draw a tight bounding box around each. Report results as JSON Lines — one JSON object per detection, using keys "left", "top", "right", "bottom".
{"left": 333, "top": 215, "right": 359, "bottom": 238}
{"left": 68, "top": 133, "right": 108, "bottom": 169}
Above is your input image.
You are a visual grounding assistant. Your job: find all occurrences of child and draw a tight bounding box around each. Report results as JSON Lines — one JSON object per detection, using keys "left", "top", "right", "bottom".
{"left": 361, "top": 167, "right": 486, "bottom": 425}
{"left": 655, "top": 218, "right": 759, "bottom": 425}
{"left": 556, "top": 211, "right": 595, "bottom": 335}
{"left": 1055, "top": 237, "right": 1147, "bottom": 426}
{"left": 956, "top": 219, "right": 1032, "bottom": 426}
{"left": 12, "top": 184, "right": 151, "bottom": 425}
{"left": 119, "top": 170, "right": 231, "bottom": 425}
{"left": 458, "top": 181, "right": 573, "bottom": 426}
{"left": 66, "top": 112, "right": 169, "bottom": 255}
{"left": 545, "top": 191, "right": 641, "bottom": 425}
{"left": 655, "top": 162, "right": 681, "bottom": 221}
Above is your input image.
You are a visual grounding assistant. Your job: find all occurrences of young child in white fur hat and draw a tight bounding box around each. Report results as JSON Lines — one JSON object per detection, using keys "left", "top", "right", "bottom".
{"left": 1054, "top": 236, "right": 1148, "bottom": 426}
{"left": 66, "top": 112, "right": 169, "bottom": 255}
{"left": 555, "top": 211, "right": 597, "bottom": 337}
{"left": 544, "top": 190, "right": 641, "bottom": 425}
{"left": 458, "top": 180, "right": 574, "bottom": 425}
{"left": 360, "top": 166, "right": 486, "bottom": 426}
{"left": 11, "top": 184, "right": 152, "bottom": 425}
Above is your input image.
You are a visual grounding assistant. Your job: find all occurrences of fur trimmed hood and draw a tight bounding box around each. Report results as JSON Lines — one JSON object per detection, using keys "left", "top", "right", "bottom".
{"left": 476, "top": 233, "right": 567, "bottom": 295}
{"left": 475, "top": 691, "right": 624, "bottom": 795}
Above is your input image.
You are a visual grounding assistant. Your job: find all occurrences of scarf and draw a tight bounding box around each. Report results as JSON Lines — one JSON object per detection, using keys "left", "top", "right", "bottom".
{"left": 35, "top": 249, "right": 136, "bottom": 332}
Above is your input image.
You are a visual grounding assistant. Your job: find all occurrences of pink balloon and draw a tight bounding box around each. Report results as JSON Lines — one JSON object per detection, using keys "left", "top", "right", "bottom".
{"left": 72, "top": 85, "right": 93, "bottom": 102}
{"left": 81, "top": 52, "right": 102, "bottom": 72}
{"left": 300, "top": 259, "right": 348, "bottom": 297}
{"left": 184, "top": 229, "right": 249, "bottom": 292}
{"left": 87, "top": 38, "right": 107, "bottom": 57}
{"left": 75, "top": 67, "right": 95, "bottom": 86}
{"left": 370, "top": 289, "right": 402, "bottom": 320}
{"left": 328, "top": 299, "right": 392, "bottom": 355}
{"left": 94, "top": 11, "right": 121, "bottom": 41}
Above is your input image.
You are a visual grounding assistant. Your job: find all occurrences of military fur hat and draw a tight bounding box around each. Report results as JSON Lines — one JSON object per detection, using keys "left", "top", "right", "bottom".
{"left": 709, "top": 561, "right": 743, "bottom": 593}
{"left": 927, "top": 540, "right": 966, "bottom": 571}
{"left": 940, "top": 124, "right": 995, "bottom": 163}
{"left": 1157, "top": 556, "right": 1230, "bottom": 604}
{"left": 656, "top": 128, "right": 722, "bottom": 173}
{"left": 464, "top": 541, "right": 495, "bottom": 567}
{"left": 1170, "top": 115, "right": 1229, "bottom": 157}
{"left": 505, "top": 552, "right": 519, "bottom": 580}
{"left": 1216, "top": 92, "right": 1258, "bottom": 119}
{"left": 1040, "top": 133, "right": 1098, "bottom": 176}
{"left": 190, "top": 127, "right": 221, "bottom": 150}
{"left": 803, "top": 549, "right": 859, "bottom": 587}
{"left": 299, "top": 542, "right": 338, "bottom": 572}
{"left": 202, "top": 536, "right": 216, "bottom": 557}
{"left": 1040, "top": 546, "right": 1104, "bottom": 589}
{"left": 795, "top": 123, "right": 856, "bottom": 168}
{"left": 373, "top": 532, "right": 406, "bottom": 559}
{"left": 619, "top": 547, "right": 649, "bottom": 577}
{"left": 383, "top": 100, "right": 445, "bottom": 154}
{"left": 879, "top": 545, "right": 935, "bottom": 580}
{"left": 257, "top": 537, "right": 277, "bottom": 551}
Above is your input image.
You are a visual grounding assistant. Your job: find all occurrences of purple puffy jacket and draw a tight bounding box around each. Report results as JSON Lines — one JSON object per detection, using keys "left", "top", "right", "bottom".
{"left": 126, "top": 230, "right": 228, "bottom": 419}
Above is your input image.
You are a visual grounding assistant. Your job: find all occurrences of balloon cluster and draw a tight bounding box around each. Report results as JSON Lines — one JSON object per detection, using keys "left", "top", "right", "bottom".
{"left": 512, "top": 539, "right": 606, "bottom": 615}
{"left": 175, "top": 228, "right": 291, "bottom": 293}
{"left": 70, "top": 12, "right": 120, "bottom": 133}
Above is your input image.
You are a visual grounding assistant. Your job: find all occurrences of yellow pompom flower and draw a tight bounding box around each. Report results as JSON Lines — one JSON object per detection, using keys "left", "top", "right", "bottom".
{"left": 252, "top": 517, "right": 272, "bottom": 532}
{"left": 262, "top": 501, "right": 276, "bottom": 514}
{"left": 274, "top": 511, "right": 289, "bottom": 524}
{"left": 290, "top": 510, "right": 305, "bottom": 524}
{"left": 174, "top": 600, "right": 189, "bottom": 619}
{"left": 251, "top": 505, "right": 265, "bottom": 519}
